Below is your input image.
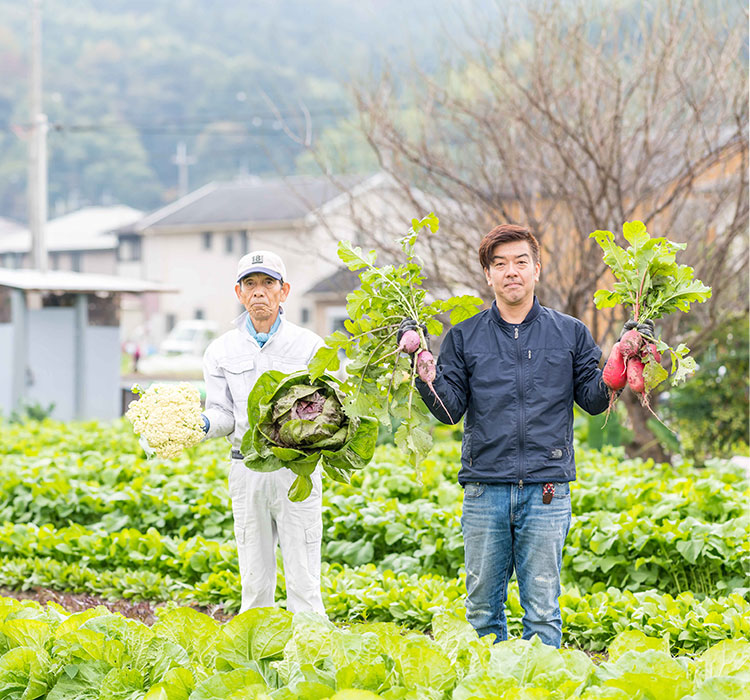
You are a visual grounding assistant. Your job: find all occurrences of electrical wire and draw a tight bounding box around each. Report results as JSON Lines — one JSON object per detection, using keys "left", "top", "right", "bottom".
{"left": 7, "top": 104, "right": 355, "bottom": 135}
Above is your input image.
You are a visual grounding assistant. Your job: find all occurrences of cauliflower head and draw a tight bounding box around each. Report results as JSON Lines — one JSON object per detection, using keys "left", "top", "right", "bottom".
{"left": 126, "top": 382, "right": 204, "bottom": 459}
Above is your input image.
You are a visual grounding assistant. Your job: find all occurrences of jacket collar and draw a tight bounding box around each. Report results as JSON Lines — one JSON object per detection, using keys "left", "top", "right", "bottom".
{"left": 490, "top": 296, "right": 542, "bottom": 328}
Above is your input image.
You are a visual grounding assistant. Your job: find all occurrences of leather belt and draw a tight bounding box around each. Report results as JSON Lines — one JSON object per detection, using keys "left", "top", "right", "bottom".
{"left": 231, "top": 449, "right": 245, "bottom": 460}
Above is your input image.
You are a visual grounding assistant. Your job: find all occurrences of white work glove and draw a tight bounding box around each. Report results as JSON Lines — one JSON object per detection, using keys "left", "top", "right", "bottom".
{"left": 138, "top": 434, "right": 156, "bottom": 458}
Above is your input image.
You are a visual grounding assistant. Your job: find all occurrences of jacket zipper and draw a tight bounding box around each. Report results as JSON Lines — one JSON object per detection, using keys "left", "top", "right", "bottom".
{"left": 515, "top": 325, "right": 526, "bottom": 485}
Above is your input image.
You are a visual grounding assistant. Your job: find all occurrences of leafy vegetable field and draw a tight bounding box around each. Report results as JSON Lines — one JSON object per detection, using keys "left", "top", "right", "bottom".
{"left": 0, "top": 419, "right": 748, "bottom": 698}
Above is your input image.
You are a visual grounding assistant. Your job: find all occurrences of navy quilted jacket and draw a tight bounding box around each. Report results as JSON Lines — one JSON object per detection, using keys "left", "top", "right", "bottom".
{"left": 416, "top": 297, "right": 609, "bottom": 485}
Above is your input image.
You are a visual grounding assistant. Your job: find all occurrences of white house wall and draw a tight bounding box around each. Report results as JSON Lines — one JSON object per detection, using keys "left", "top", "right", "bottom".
{"left": 137, "top": 226, "right": 341, "bottom": 345}
{"left": 140, "top": 231, "right": 238, "bottom": 342}
{"left": 51, "top": 250, "right": 115, "bottom": 274}
{"left": 2, "top": 249, "right": 117, "bottom": 275}
{"left": 79, "top": 250, "right": 117, "bottom": 275}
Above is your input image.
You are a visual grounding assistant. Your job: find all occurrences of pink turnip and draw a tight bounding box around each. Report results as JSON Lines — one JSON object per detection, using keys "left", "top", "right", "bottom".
{"left": 415, "top": 350, "right": 452, "bottom": 422}
{"left": 398, "top": 329, "right": 422, "bottom": 354}
{"left": 416, "top": 350, "right": 436, "bottom": 383}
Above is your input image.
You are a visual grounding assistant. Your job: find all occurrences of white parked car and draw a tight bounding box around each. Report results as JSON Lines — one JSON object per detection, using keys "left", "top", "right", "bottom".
{"left": 137, "top": 321, "right": 218, "bottom": 378}
{"left": 159, "top": 320, "right": 218, "bottom": 356}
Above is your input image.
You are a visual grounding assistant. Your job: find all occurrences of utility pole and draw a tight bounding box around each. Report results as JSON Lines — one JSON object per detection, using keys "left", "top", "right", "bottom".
{"left": 28, "top": 0, "right": 48, "bottom": 272}
{"left": 172, "top": 141, "right": 196, "bottom": 199}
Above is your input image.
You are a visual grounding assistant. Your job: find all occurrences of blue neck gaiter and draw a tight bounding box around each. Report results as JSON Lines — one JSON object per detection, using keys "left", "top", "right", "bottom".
{"left": 246, "top": 311, "right": 282, "bottom": 347}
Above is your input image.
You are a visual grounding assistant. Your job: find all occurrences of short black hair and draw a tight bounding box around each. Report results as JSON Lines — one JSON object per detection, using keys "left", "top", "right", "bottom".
{"left": 479, "top": 224, "right": 541, "bottom": 269}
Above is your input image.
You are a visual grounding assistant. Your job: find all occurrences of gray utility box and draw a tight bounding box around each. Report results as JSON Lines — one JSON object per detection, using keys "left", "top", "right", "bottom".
{"left": 0, "top": 269, "right": 173, "bottom": 421}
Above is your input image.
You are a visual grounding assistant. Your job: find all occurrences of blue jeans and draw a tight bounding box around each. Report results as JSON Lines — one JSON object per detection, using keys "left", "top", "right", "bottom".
{"left": 461, "top": 481, "right": 571, "bottom": 647}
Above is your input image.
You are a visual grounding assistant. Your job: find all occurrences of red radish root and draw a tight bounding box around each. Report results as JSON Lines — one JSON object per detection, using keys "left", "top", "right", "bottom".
{"left": 642, "top": 343, "right": 661, "bottom": 363}
{"left": 627, "top": 357, "right": 645, "bottom": 394}
{"left": 602, "top": 342, "right": 627, "bottom": 391}
{"left": 619, "top": 329, "right": 643, "bottom": 359}
{"left": 604, "top": 334, "right": 671, "bottom": 431}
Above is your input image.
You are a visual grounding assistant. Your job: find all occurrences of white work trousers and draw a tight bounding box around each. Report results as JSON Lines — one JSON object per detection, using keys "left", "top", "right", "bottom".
{"left": 228, "top": 459, "right": 325, "bottom": 615}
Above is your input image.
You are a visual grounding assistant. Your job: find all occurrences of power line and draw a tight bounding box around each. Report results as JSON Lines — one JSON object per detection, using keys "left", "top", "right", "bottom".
{"left": 8, "top": 104, "right": 355, "bottom": 135}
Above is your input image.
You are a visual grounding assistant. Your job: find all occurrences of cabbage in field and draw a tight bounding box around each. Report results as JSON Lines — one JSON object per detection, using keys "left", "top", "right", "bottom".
{"left": 241, "top": 370, "right": 378, "bottom": 501}
{"left": 125, "top": 382, "right": 205, "bottom": 459}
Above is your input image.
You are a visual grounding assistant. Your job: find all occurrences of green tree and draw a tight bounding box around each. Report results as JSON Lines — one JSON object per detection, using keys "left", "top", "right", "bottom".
{"left": 663, "top": 315, "right": 749, "bottom": 462}
{"left": 346, "top": 0, "right": 748, "bottom": 461}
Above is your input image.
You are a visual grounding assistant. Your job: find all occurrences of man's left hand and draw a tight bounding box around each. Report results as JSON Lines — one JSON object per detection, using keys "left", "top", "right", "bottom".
{"left": 397, "top": 318, "right": 428, "bottom": 343}
{"left": 620, "top": 319, "right": 656, "bottom": 340}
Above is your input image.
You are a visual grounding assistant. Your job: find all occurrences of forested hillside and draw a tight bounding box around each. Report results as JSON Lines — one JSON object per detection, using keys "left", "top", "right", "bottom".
{"left": 0, "top": 0, "right": 456, "bottom": 219}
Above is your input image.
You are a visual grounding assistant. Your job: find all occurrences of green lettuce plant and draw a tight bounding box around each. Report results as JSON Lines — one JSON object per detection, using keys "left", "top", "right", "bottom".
{"left": 241, "top": 370, "right": 378, "bottom": 501}
{"left": 1, "top": 595, "right": 749, "bottom": 698}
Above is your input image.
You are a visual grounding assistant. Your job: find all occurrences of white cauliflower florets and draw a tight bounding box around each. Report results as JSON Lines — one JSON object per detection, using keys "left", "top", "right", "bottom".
{"left": 125, "top": 382, "right": 204, "bottom": 459}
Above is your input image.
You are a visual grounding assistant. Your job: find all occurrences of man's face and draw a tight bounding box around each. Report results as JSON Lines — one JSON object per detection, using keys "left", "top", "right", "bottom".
{"left": 235, "top": 273, "right": 290, "bottom": 324}
{"left": 484, "top": 240, "right": 540, "bottom": 309}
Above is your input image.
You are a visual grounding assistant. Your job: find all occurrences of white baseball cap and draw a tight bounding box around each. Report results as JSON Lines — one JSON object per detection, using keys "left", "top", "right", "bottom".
{"left": 236, "top": 250, "right": 287, "bottom": 283}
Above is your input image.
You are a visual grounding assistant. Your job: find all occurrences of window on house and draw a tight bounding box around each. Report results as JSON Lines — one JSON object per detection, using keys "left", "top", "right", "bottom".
{"left": 71, "top": 252, "right": 82, "bottom": 272}
{"left": 326, "top": 305, "right": 349, "bottom": 335}
{"left": 300, "top": 307, "right": 310, "bottom": 325}
{"left": 118, "top": 236, "right": 142, "bottom": 262}
{"left": 166, "top": 314, "right": 177, "bottom": 333}
{"left": 50, "top": 252, "right": 60, "bottom": 270}
{"left": 202, "top": 232, "right": 213, "bottom": 250}
{"left": 239, "top": 230, "right": 248, "bottom": 255}
{"left": 225, "top": 233, "right": 234, "bottom": 254}
{"left": 194, "top": 309, "right": 205, "bottom": 320}
{"left": 88, "top": 292, "right": 119, "bottom": 327}
{"left": 41, "top": 292, "right": 76, "bottom": 308}
{"left": 331, "top": 317, "right": 348, "bottom": 333}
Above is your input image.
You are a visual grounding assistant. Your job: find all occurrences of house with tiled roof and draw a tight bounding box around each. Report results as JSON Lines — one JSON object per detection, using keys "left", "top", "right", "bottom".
{"left": 115, "top": 173, "right": 421, "bottom": 345}
{"left": 0, "top": 206, "right": 143, "bottom": 274}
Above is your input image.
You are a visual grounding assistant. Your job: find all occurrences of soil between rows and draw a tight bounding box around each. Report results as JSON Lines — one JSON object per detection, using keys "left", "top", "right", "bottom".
{"left": 0, "top": 586, "right": 232, "bottom": 625}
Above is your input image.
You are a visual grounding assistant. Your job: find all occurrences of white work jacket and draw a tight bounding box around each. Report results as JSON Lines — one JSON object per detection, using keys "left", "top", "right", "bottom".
{"left": 202, "top": 312, "right": 324, "bottom": 450}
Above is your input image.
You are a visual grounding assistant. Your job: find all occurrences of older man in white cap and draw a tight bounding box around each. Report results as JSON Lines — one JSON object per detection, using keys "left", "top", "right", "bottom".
{"left": 200, "top": 250, "right": 326, "bottom": 614}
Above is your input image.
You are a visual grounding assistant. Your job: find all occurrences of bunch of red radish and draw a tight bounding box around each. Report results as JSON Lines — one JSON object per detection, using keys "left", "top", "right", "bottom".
{"left": 603, "top": 327, "right": 661, "bottom": 400}
{"left": 398, "top": 328, "right": 436, "bottom": 383}
{"left": 398, "top": 326, "right": 455, "bottom": 420}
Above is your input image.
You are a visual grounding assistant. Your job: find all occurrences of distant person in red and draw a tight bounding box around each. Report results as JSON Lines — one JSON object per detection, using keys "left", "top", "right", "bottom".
{"left": 133, "top": 345, "right": 141, "bottom": 373}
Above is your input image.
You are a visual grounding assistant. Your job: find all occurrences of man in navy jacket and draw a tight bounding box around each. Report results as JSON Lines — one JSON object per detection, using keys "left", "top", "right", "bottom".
{"left": 415, "top": 223, "right": 611, "bottom": 647}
